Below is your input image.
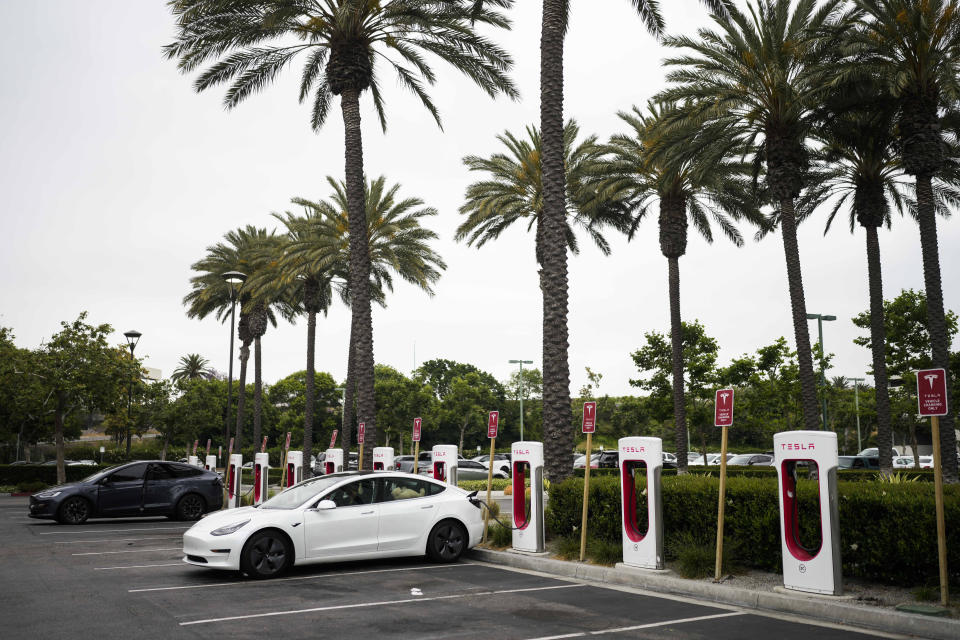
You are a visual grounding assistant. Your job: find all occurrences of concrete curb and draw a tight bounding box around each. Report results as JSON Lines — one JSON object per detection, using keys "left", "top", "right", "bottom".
{"left": 468, "top": 548, "right": 959, "bottom": 640}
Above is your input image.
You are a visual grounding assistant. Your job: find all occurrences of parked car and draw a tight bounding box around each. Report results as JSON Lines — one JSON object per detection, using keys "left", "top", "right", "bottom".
{"left": 726, "top": 453, "right": 773, "bottom": 466}
{"left": 596, "top": 450, "right": 619, "bottom": 469}
{"left": 893, "top": 456, "right": 933, "bottom": 469}
{"left": 41, "top": 459, "right": 77, "bottom": 466}
{"left": 29, "top": 461, "right": 223, "bottom": 524}
{"left": 573, "top": 453, "right": 599, "bottom": 469}
{"left": 396, "top": 452, "right": 433, "bottom": 474}
{"left": 838, "top": 455, "right": 880, "bottom": 470}
{"left": 689, "top": 454, "right": 722, "bottom": 466}
{"left": 183, "top": 471, "right": 483, "bottom": 578}
{"left": 662, "top": 452, "right": 677, "bottom": 464}
{"left": 419, "top": 458, "right": 507, "bottom": 481}
{"left": 68, "top": 459, "right": 97, "bottom": 466}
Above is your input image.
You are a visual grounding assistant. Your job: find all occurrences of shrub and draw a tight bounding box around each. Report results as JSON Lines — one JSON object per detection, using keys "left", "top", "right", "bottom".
{"left": 459, "top": 479, "right": 511, "bottom": 492}
{"left": 0, "top": 464, "right": 110, "bottom": 486}
{"left": 15, "top": 480, "right": 47, "bottom": 493}
{"left": 546, "top": 474, "right": 960, "bottom": 586}
{"left": 486, "top": 522, "right": 512, "bottom": 548}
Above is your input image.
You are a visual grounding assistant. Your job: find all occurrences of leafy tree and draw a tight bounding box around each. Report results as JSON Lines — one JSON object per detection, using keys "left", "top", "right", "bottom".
{"left": 440, "top": 372, "right": 502, "bottom": 452}
{"left": 413, "top": 359, "right": 501, "bottom": 400}
{"left": 267, "top": 370, "right": 340, "bottom": 453}
{"left": 373, "top": 365, "right": 436, "bottom": 452}
{"left": 166, "top": 0, "right": 516, "bottom": 470}
{"left": 0, "top": 329, "right": 49, "bottom": 462}
{"left": 171, "top": 354, "right": 214, "bottom": 382}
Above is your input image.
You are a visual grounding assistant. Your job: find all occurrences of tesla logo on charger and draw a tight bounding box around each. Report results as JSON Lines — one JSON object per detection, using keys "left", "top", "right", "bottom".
{"left": 780, "top": 443, "right": 816, "bottom": 451}
{"left": 513, "top": 449, "right": 530, "bottom": 455}
{"left": 434, "top": 450, "right": 447, "bottom": 457}
{"left": 622, "top": 446, "right": 646, "bottom": 453}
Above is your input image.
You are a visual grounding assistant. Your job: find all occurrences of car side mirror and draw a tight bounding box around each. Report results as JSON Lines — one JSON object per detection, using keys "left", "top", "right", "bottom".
{"left": 316, "top": 500, "right": 336, "bottom": 511}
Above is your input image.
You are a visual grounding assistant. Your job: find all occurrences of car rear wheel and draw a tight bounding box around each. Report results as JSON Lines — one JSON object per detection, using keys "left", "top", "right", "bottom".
{"left": 426, "top": 520, "right": 466, "bottom": 563}
{"left": 57, "top": 497, "right": 90, "bottom": 525}
{"left": 175, "top": 494, "right": 205, "bottom": 521}
{"left": 240, "top": 530, "right": 292, "bottom": 579}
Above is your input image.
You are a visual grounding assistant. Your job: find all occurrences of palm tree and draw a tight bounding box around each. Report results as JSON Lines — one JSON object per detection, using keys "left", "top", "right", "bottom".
{"left": 659, "top": 0, "right": 849, "bottom": 432}
{"left": 184, "top": 226, "right": 281, "bottom": 450}
{"left": 535, "top": 0, "right": 729, "bottom": 481}
{"left": 285, "top": 176, "right": 446, "bottom": 467}
{"left": 597, "top": 102, "right": 761, "bottom": 474}
{"left": 456, "top": 120, "right": 629, "bottom": 286}
{"left": 171, "top": 354, "right": 213, "bottom": 382}
{"left": 848, "top": 0, "right": 960, "bottom": 482}
{"left": 165, "top": 0, "right": 516, "bottom": 465}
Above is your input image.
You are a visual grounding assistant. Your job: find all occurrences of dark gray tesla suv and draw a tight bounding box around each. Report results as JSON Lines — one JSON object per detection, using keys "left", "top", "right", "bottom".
{"left": 29, "top": 460, "right": 224, "bottom": 524}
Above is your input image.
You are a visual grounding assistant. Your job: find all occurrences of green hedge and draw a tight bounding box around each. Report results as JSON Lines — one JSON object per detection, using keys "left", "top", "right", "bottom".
{"left": 0, "top": 464, "right": 111, "bottom": 486}
{"left": 546, "top": 474, "right": 960, "bottom": 587}
{"left": 577, "top": 466, "right": 935, "bottom": 482}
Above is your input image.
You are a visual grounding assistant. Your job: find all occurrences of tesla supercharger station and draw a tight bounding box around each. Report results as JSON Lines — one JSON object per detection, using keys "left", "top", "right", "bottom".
{"left": 431, "top": 445, "right": 458, "bottom": 485}
{"left": 227, "top": 453, "right": 242, "bottom": 509}
{"left": 188, "top": 455, "right": 199, "bottom": 467}
{"left": 511, "top": 441, "right": 545, "bottom": 553}
{"left": 618, "top": 437, "right": 664, "bottom": 570}
{"left": 324, "top": 448, "right": 343, "bottom": 475}
{"left": 286, "top": 450, "right": 303, "bottom": 487}
{"left": 373, "top": 446, "right": 394, "bottom": 471}
{"left": 774, "top": 430, "right": 842, "bottom": 596}
{"left": 204, "top": 455, "right": 217, "bottom": 473}
{"left": 253, "top": 452, "right": 269, "bottom": 506}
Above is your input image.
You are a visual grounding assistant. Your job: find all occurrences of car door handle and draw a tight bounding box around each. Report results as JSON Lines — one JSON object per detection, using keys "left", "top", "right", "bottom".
{"left": 361, "top": 510, "right": 374, "bottom": 515}
{"left": 420, "top": 505, "right": 434, "bottom": 509}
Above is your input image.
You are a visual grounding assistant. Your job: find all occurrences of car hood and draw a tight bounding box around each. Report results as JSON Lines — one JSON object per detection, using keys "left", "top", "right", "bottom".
{"left": 33, "top": 483, "right": 81, "bottom": 496}
{"left": 186, "top": 505, "right": 298, "bottom": 535}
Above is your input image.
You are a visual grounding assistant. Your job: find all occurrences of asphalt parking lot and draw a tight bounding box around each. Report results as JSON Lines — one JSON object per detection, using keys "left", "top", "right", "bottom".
{"left": 0, "top": 497, "right": 906, "bottom": 639}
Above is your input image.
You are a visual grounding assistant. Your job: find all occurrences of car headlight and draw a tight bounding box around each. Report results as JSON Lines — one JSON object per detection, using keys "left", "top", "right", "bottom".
{"left": 210, "top": 519, "right": 250, "bottom": 536}
{"left": 35, "top": 491, "right": 62, "bottom": 499}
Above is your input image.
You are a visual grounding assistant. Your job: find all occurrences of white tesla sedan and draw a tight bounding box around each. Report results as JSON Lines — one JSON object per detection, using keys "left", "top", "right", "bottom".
{"left": 182, "top": 471, "right": 484, "bottom": 579}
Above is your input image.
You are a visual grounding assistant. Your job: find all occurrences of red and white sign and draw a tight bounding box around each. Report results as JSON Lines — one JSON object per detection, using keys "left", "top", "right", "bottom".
{"left": 329, "top": 429, "right": 339, "bottom": 449}
{"left": 284, "top": 431, "right": 292, "bottom": 450}
{"left": 227, "top": 437, "right": 234, "bottom": 455}
{"left": 413, "top": 417, "right": 422, "bottom": 443}
{"left": 193, "top": 439, "right": 199, "bottom": 455}
{"left": 715, "top": 388, "right": 734, "bottom": 427}
{"left": 358, "top": 423, "right": 366, "bottom": 445}
{"left": 917, "top": 368, "right": 949, "bottom": 417}
{"left": 488, "top": 411, "right": 499, "bottom": 439}
{"left": 582, "top": 401, "right": 597, "bottom": 434}
{"left": 218, "top": 446, "right": 222, "bottom": 458}
{"left": 205, "top": 439, "right": 211, "bottom": 456}
{"left": 261, "top": 436, "right": 268, "bottom": 453}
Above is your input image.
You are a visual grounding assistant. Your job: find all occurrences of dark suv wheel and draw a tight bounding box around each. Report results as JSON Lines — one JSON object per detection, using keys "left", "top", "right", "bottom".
{"left": 57, "top": 497, "right": 91, "bottom": 525}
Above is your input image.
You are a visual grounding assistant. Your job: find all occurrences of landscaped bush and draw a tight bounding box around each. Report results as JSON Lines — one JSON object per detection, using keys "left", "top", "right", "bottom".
{"left": 546, "top": 474, "right": 960, "bottom": 586}
{"left": 0, "top": 464, "right": 111, "bottom": 486}
{"left": 459, "top": 479, "right": 511, "bottom": 492}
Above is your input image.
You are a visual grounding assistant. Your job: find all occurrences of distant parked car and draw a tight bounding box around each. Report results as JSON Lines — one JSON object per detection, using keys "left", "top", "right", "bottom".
{"left": 662, "top": 452, "right": 677, "bottom": 464}
{"left": 895, "top": 456, "right": 934, "bottom": 469}
{"left": 573, "top": 454, "right": 599, "bottom": 469}
{"left": 838, "top": 455, "right": 880, "bottom": 470}
{"left": 690, "top": 454, "right": 722, "bottom": 466}
{"left": 596, "top": 450, "right": 619, "bottom": 469}
{"left": 41, "top": 459, "right": 77, "bottom": 466}
{"left": 726, "top": 453, "right": 773, "bottom": 466}
{"left": 68, "top": 460, "right": 97, "bottom": 467}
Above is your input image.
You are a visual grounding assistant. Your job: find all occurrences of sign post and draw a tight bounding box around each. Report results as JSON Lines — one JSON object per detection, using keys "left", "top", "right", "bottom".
{"left": 482, "top": 411, "right": 499, "bottom": 543}
{"left": 917, "top": 368, "right": 949, "bottom": 607}
{"left": 579, "top": 401, "right": 597, "bottom": 562}
{"left": 329, "top": 429, "right": 339, "bottom": 450}
{"left": 205, "top": 439, "right": 211, "bottom": 458}
{"left": 714, "top": 388, "right": 734, "bottom": 581}
{"left": 358, "top": 423, "right": 366, "bottom": 469}
{"left": 412, "top": 418, "right": 422, "bottom": 474}
{"left": 281, "top": 431, "right": 291, "bottom": 490}
{"left": 223, "top": 437, "right": 234, "bottom": 509}
{"left": 193, "top": 439, "right": 199, "bottom": 456}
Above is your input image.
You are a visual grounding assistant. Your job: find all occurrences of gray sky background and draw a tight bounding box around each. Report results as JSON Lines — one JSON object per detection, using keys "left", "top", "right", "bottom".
{"left": 1, "top": 1, "right": 958, "bottom": 398}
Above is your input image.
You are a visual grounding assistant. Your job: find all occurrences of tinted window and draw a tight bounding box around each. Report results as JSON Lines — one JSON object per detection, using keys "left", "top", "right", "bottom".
{"left": 164, "top": 464, "right": 203, "bottom": 478}
{"left": 325, "top": 479, "right": 376, "bottom": 507}
{"left": 380, "top": 477, "right": 443, "bottom": 501}
{"left": 460, "top": 461, "right": 483, "bottom": 470}
{"left": 146, "top": 464, "right": 175, "bottom": 481}
{"left": 109, "top": 463, "right": 147, "bottom": 482}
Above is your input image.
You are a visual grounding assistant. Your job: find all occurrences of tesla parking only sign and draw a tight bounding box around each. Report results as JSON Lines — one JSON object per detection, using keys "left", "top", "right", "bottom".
{"left": 413, "top": 417, "right": 422, "bottom": 442}
{"left": 715, "top": 389, "right": 734, "bottom": 427}
{"left": 917, "top": 368, "right": 949, "bottom": 416}
{"left": 488, "top": 411, "right": 499, "bottom": 438}
{"left": 582, "top": 402, "right": 597, "bottom": 433}
{"left": 358, "top": 423, "right": 365, "bottom": 444}
{"left": 329, "top": 429, "right": 338, "bottom": 449}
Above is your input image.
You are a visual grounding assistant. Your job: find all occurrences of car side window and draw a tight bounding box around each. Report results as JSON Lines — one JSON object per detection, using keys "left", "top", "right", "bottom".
{"left": 109, "top": 463, "right": 148, "bottom": 483}
{"left": 325, "top": 479, "right": 376, "bottom": 507}
{"left": 167, "top": 464, "right": 203, "bottom": 478}
{"left": 146, "top": 464, "right": 175, "bottom": 481}
{"left": 380, "top": 477, "right": 434, "bottom": 502}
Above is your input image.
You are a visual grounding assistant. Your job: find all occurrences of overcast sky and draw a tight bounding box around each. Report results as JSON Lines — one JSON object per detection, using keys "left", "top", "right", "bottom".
{"left": 2, "top": 1, "right": 958, "bottom": 399}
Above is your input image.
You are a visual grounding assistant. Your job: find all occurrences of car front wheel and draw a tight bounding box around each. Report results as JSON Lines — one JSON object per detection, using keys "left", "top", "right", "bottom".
{"left": 426, "top": 520, "right": 467, "bottom": 563}
{"left": 57, "top": 497, "right": 90, "bottom": 525}
{"left": 240, "top": 530, "right": 292, "bottom": 579}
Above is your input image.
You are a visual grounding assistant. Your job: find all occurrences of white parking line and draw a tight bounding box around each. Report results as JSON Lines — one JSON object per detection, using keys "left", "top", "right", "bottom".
{"left": 56, "top": 536, "right": 182, "bottom": 544}
{"left": 95, "top": 563, "right": 185, "bottom": 570}
{"left": 39, "top": 527, "right": 190, "bottom": 535}
{"left": 180, "top": 583, "right": 584, "bottom": 626}
{"left": 72, "top": 547, "right": 181, "bottom": 556}
{"left": 524, "top": 611, "right": 747, "bottom": 639}
{"left": 130, "top": 562, "right": 476, "bottom": 593}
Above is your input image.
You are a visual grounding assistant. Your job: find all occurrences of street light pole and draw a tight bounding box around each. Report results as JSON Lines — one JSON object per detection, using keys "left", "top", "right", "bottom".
{"left": 123, "top": 330, "right": 142, "bottom": 457}
{"left": 850, "top": 377, "right": 865, "bottom": 454}
{"left": 221, "top": 271, "right": 246, "bottom": 447}
{"left": 508, "top": 359, "right": 533, "bottom": 441}
{"left": 806, "top": 313, "right": 836, "bottom": 430}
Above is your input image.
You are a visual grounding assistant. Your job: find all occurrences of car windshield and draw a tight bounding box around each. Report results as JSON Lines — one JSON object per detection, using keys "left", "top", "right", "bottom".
{"left": 727, "top": 455, "right": 754, "bottom": 465}
{"left": 82, "top": 464, "right": 124, "bottom": 483}
{"left": 260, "top": 475, "right": 351, "bottom": 509}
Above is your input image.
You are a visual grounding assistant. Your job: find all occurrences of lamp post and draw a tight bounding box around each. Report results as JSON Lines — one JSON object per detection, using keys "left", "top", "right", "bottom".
{"left": 221, "top": 271, "right": 246, "bottom": 445}
{"left": 123, "top": 330, "right": 142, "bottom": 456}
{"left": 805, "top": 313, "right": 836, "bottom": 430}
{"left": 850, "top": 377, "right": 865, "bottom": 453}
{"left": 509, "top": 359, "right": 533, "bottom": 441}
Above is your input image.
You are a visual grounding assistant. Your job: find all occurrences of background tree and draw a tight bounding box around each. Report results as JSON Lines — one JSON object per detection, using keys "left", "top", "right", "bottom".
{"left": 267, "top": 370, "right": 341, "bottom": 454}
{"left": 373, "top": 365, "right": 437, "bottom": 451}
{"left": 440, "top": 372, "right": 502, "bottom": 453}
{"left": 171, "top": 354, "right": 214, "bottom": 382}
{"left": 166, "top": 0, "right": 516, "bottom": 470}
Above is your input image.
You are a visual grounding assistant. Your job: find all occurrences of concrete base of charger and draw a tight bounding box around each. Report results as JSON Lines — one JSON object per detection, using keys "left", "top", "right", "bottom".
{"left": 615, "top": 562, "right": 671, "bottom": 575}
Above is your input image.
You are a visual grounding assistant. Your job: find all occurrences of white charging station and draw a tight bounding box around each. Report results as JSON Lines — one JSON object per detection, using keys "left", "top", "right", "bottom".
{"left": 373, "top": 446, "right": 394, "bottom": 471}
{"left": 253, "top": 452, "right": 269, "bottom": 506}
{"left": 774, "top": 430, "right": 842, "bottom": 595}
{"left": 204, "top": 455, "right": 217, "bottom": 473}
{"left": 511, "top": 441, "right": 545, "bottom": 553}
{"left": 324, "top": 448, "right": 343, "bottom": 475}
{"left": 188, "top": 455, "right": 199, "bottom": 467}
{"left": 227, "top": 453, "right": 242, "bottom": 509}
{"left": 431, "top": 445, "right": 458, "bottom": 485}
{"left": 286, "top": 450, "right": 303, "bottom": 487}
{"left": 618, "top": 437, "right": 664, "bottom": 570}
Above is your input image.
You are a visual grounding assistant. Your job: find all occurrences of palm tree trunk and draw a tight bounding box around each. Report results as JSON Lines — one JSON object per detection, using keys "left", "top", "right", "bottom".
{"left": 235, "top": 342, "right": 249, "bottom": 451}
{"left": 864, "top": 225, "right": 894, "bottom": 475}
{"left": 55, "top": 392, "right": 66, "bottom": 486}
{"left": 340, "top": 87, "right": 377, "bottom": 470}
{"left": 915, "top": 175, "right": 958, "bottom": 482}
{"left": 253, "top": 336, "right": 263, "bottom": 455}
{"left": 304, "top": 310, "right": 316, "bottom": 478}
{"left": 540, "top": 0, "right": 572, "bottom": 484}
{"left": 342, "top": 315, "right": 357, "bottom": 453}
{"left": 778, "top": 197, "right": 821, "bottom": 431}
{"left": 668, "top": 255, "right": 689, "bottom": 474}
